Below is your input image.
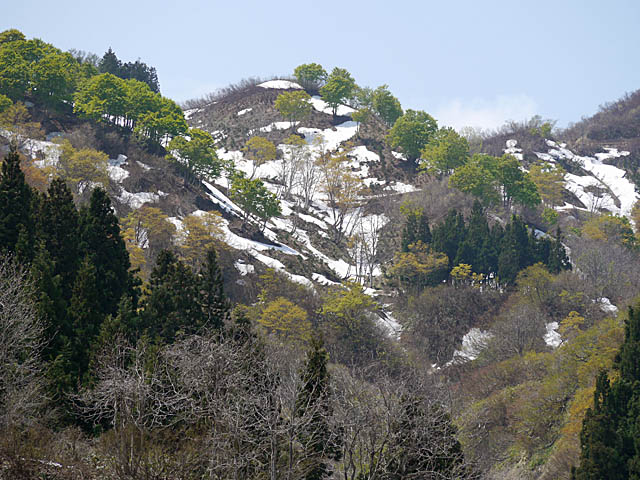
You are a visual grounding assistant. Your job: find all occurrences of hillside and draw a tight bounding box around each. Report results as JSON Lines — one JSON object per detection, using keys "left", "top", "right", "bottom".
{"left": 2, "top": 29, "right": 640, "bottom": 480}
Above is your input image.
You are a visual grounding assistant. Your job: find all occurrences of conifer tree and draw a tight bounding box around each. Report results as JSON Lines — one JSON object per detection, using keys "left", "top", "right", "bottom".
{"left": 401, "top": 210, "right": 432, "bottom": 252}
{"left": 198, "top": 247, "right": 230, "bottom": 331}
{"left": 0, "top": 146, "right": 34, "bottom": 260}
{"left": 98, "top": 47, "right": 121, "bottom": 75}
{"left": 67, "top": 256, "right": 103, "bottom": 384}
{"left": 142, "top": 250, "right": 201, "bottom": 343}
{"left": 78, "top": 187, "right": 131, "bottom": 317}
{"left": 38, "top": 178, "right": 80, "bottom": 292}
{"left": 432, "top": 209, "right": 466, "bottom": 268}
{"left": 454, "top": 200, "right": 489, "bottom": 271}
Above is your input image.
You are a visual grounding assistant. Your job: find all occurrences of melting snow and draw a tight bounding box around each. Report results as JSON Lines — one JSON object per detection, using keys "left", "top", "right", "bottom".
{"left": 237, "top": 107, "right": 253, "bottom": 116}
{"left": 448, "top": 328, "right": 492, "bottom": 365}
{"left": 544, "top": 322, "right": 562, "bottom": 347}
{"left": 234, "top": 260, "right": 255, "bottom": 276}
{"left": 117, "top": 190, "right": 167, "bottom": 209}
{"left": 258, "top": 80, "right": 302, "bottom": 90}
{"left": 504, "top": 139, "right": 524, "bottom": 161}
{"left": 309, "top": 96, "right": 355, "bottom": 116}
{"left": 299, "top": 121, "right": 358, "bottom": 152}
{"left": 598, "top": 297, "right": 618, "bottom": 314}
{"left": 107, "top": 154, "right": 129, "bottom": 183}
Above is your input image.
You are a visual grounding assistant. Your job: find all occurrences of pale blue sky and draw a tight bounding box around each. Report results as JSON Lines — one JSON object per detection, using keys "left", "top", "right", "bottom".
{"left": 3, "top": 0, "right": 639, "bottom": 130}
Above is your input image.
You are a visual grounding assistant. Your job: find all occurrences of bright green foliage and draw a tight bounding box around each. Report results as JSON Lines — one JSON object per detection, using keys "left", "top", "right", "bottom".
{"left": 296, "top": 337, "right": 337, "bottom": 480}
{"left": 74, "top": 73, "right": 185, "bottom": 141}
{"left": 0, "top": 147, "right": 35, "bottom": 261}
{"left": 124, "top": 78, "right": 160, "bottom": 126}
{"left": 351, "top": 107, "right": 372, "bottom": 134}
{"left": 319, "top": 67, "right": 356, "bottom": 117}
{"left": 57, "top": 140, "right": 109, "bottom": 194}
{"left": 167, "top": 128, "right": 223, "bottom": 180}
{"left": 275, "top": 90, "right": 312, "bottom": 128}
{"left": 386, "top": 109, "right": 438, "bottom": 160}
{"left": 449, "top": 153, "right": 540, "bottom": 208}
{"left": 420, "top": 127, "right": 469, "bottom": 176}
{"left": 30, "top": 51, "right": 79, "bottom": 109}
{"left": 497, "top": 154, "right": 541, "bottom": 208}
{"left": 134, "top": 96, "right": 187, "bottom": 142}
{"left": 74, "top": 73, "right": 127, "bottom": 122}
{"left": 529, "top": 162, "right": 566, "bottom": 207}
{"left": 372, "top": 84, "right": 403, "bottom": 126}
{"left": 230, "top": 175, "right": 281, "bottom": 228}
{"left": 0, "top": 47, "right": 30, "bottom": 100}
{"left": 449, "top": 154, "right": 500, "bottom": 204}
{"left": 294, "top": 63, "right": 328, "bottom": 90}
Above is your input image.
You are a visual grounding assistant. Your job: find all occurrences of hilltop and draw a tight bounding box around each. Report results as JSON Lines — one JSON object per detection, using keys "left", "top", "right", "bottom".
{"left": 2, "top": 29, "right": 640, "bottom": 480}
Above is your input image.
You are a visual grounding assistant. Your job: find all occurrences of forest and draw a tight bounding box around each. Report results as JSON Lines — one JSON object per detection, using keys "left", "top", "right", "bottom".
{"left": 1, "top": 28, "right": 640, "bottom": 480}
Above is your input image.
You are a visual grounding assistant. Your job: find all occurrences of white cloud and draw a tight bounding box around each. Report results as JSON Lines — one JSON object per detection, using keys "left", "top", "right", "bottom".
{"left": 434, "top": 94, "right": 539, "bottom": 132}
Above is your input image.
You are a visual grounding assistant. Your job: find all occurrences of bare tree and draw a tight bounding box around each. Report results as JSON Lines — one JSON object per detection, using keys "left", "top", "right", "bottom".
{"left": 0, "top": 257, "right": 47, "bottom": 431}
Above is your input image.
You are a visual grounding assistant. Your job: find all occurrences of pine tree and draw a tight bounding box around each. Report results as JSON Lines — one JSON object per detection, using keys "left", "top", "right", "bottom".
{"left": 78, "top": 187, "right": 131, "bottom": 317}
{"left": 31, "top": 242, "right": 67, "bottom": 360}
{"left": 142, "top": 250, "right": 201, "bottom": 343}
{"left": 198, "top": 247, "right": 230, "bottom": 331}
{"left": 573, "top": 305, "right": 640, "bottom": 479}
{"left": 67, "top": 256, "right": 103, "bottom": 384}
{"left": 547, "top": 228, "right": 571, "bottom": 274}
{"left": 454, "top": 200, "right": 489, "bottom": 271}
{"left": 432, "top": 209, "right": 466, "bottom": 268}
{"left": 0, "top": 146, "right": 34, "bottom": 260}
{"left": 38, "top": 178, "right": 80, "bottom": 292}
{"left": 98, "top": 47, "right": 121, "bottom": 75}
{"left": 401, "top": 211, "right": 418, "bottom": 252}
{"left": 296, "top": 337, "right": 338, "bottom": 480}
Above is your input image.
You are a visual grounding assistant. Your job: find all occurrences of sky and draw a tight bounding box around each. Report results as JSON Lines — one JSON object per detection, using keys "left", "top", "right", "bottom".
{"left": 3, "top": 0, "right": 640, "bottom": 131}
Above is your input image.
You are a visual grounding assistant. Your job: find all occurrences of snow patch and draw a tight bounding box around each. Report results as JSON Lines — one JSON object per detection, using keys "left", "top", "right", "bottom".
{"left": 107, "top": 154, "right": 129, "bottom": 183}
{"left": 299, "top": 121, "right": 358, "bottom": 152}
{"left": 544, "top": 322, "right": 562, "bottom": 348}
{"left": 234, "top": 261, "right": 255, "bottom": 276}
{"left": 448, "top": 328, "right": 492, "bottom": 364}
{"left": 237, "top": 107, "right": 253, "bottom": 116}
{"left": 117, "top": 190, "right": 167, "bottom": 209}
{"left": 258, "top": 80, "right": 302, "bottom": 90}
{"left": 309, "top": 96, "right": 355, "bottom": 116}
